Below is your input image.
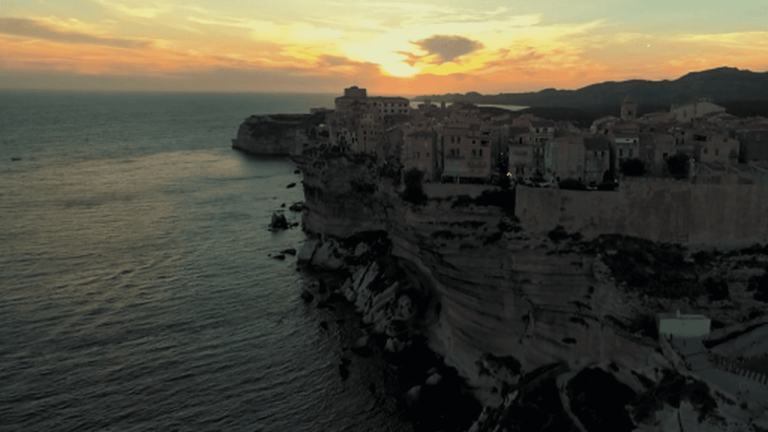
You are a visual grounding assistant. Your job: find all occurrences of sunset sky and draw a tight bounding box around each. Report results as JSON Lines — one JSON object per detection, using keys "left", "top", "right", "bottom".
{"left": 1, "top": 0, "right": 767, "bottom": 95}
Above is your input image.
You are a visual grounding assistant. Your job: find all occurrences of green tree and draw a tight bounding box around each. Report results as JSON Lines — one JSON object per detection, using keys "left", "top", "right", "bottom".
{"left": 620, "top": 158, "right": 646, "bottom": 176}
{"left": 402, "top": 168, "right": 428, "bottom": 205}
{"left": 666, "top": 153, "right": 690, "bottom": 179}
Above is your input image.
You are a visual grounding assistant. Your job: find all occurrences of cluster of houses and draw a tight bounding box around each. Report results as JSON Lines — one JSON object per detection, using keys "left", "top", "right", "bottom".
{"left": 313, "top": 86, "right": 768, "bottom": 187}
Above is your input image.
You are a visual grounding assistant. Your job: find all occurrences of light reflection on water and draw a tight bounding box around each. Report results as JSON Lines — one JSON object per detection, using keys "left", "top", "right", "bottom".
{"left": 0, "top": 91, "right": 411, "bottom": 431}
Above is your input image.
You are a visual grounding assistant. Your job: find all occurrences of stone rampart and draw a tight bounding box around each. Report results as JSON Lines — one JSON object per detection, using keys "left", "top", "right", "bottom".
{"left": 515, "top": 178, "right": 768, "bottom": 248}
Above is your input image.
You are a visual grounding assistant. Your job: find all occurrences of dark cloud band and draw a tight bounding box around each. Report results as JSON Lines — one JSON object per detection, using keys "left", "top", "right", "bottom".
{"left": 0, "top": 18, "right": 148, "bottom": 49}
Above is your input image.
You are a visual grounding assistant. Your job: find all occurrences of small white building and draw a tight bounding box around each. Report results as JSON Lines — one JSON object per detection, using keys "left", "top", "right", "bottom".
{"left": 657, "top": 310, "right": 711, "bottom": 338}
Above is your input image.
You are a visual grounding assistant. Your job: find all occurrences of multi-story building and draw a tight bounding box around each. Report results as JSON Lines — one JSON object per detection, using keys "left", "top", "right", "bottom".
{"left": 403, "top": 130, "right": 439, "bottom": 182}
{"left": 639, "top": 133, "right": 676, "bottom": 176}
{"left": 329, "top": 86, "right": 410, "bottom": 155}
{"left": 736, "top": 122, "right": 768, "bottom": 163}
{"left": 609, "top": 130, "right": 640, "bottom": 170}
{"left": 584, "top": 136, "right": 612, "bottom": 184}
{"left": 544, "top": 133, "right": 585, "bottom": 182}
{"left": 442, "top": 124, "right": 492, "bottom": 182}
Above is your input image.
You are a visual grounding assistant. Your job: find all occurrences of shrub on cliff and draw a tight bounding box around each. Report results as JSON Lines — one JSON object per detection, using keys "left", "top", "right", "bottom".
{"left": 666, "top": 153, "right": 690, "bottom": 179}
{"left": 747, "top": 270, "right": 768, "bottom": 302}
{"left": 474, "top": 189, "right": 516, "bottom": 214}
{"left": 585, "top": 234, "right": 703, "bottom": 299}
{"left": 558, "top": 178, "right": 587, "bottom": 190}
{"left": 629, "top": 369, "right": 722, "bottom": 425}
{"left": 402, "top": 168, "right": 428, "bottom": 205}
{"left": 620, "top": 158, "right": 646, "bottom": 176}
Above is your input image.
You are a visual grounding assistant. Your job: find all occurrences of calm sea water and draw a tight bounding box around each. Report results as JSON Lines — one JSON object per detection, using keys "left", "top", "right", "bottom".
{"left": 0, "top": 91, "right": 412, "bottom": 431}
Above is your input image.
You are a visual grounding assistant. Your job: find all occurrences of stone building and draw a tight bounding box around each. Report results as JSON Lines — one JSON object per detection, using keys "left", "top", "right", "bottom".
{"left": 584, "top": 136, "right": 612, "bottom": 184}
{"left": 544, "top": 133, "right": 585, "bottom": 182}
{"left": 403, "top": 130, "right": 439, "bottom": 182}
{"left": 442, "top": 124, "right": 493, "bottom": 182}
{"left": 329, "top": 86, "right": 410, "bottom": 154}
{"left": 736, "top": 122, "right": 768, "bottom": 163}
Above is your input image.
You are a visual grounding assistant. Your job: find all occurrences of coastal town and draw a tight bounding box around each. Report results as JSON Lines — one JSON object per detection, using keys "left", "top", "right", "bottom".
{"left": 235, "top": 86, "right": 768, "bottom": 431}
{"left": 301, "top": 86, "right": 768, "bottom": 188}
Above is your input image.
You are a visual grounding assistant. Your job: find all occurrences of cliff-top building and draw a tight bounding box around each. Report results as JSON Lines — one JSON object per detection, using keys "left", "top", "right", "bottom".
{"left": 329, "top": 86, "right": 410, "bottom": 154}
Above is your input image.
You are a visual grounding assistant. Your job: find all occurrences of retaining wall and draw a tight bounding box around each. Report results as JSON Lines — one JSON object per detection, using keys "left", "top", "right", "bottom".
{"left": 515, "top": 179, "right": 768, "bottom": 248}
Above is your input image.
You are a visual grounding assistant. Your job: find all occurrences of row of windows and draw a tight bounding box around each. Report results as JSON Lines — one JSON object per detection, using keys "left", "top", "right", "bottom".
{"left": 446, "top": 148, "right": 485, "bottom": 157}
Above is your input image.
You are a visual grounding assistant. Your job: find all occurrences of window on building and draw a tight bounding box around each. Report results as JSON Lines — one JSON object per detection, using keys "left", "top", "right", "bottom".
{"left": 472, "top": 149, "right": 476, "bottom": 156}
{"left": 703, "top": 148, "right": 708, "bottom": 154}
{"left": 426, "top": 153, "right": 430, "bottom": 157}
{"left": 479, "top": 149, "right": 483, "bottom": 156}
{"left": 715, "top": 148, "right": 719, "bottom": 156}
{"left": 629, "top": 149, "right": 634, "bottom": 157}
{"left": 619, "top": 149, "right": 624, "bottom": 157}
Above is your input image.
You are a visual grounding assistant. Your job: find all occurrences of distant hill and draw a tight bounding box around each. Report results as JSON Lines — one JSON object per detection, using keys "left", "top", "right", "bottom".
{"left": 414, "top": 67, "right": 768, "bottom": 116}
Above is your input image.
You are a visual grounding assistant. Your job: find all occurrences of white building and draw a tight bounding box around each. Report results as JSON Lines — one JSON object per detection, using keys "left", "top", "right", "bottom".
{"left": 671, "top": 100, "right": 726, "bottom": 122}
{"left": 657, "top": 310, "right": 711, "bottom": 338}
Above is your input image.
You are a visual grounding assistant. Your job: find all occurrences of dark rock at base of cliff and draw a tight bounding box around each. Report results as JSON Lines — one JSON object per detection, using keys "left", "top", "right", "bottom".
{"left": 351, "top": 335, "right": 373, "bottom": 356}
{"left": 289, "top": 202, "right": 306, "bottom": 212}
{"left": 294, "top": 169, "right": 301, "bottom": 174}
{"left": 270, "top": 212, "right": 288, "bottom": 230}
{"left": 320, "top": 321, "right": 329, "bottom": 330}
{"left": 280, "top": 248, "right": 297, "bottom": 255}
{"left": 339, "top": 358, "right": 352, "bottom": 380}
{"left": 301, "top": 289, "right": 314, "bottom": 303}
{"left": 476, "top": 375, "right": 580, "bottom": 432}
{"left": 11, "top": 157, "right": 22, "bottom": 162}
{"left": 339, "top": 364, "right": 349, "bottom": 380}
{"left": 566, "top": 368, "right": 636, "bottom": 431}
{"left": 286, "top": 182, "right": 296, "bottom": 189}
{"left": 271, "top": 254, "right": 286, "bottom": 260}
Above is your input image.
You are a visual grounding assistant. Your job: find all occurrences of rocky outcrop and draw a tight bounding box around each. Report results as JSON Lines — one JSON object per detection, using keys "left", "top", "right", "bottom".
{"left": 231, "top": 112, "right": 326, "bottom": 156}
{"left": 296, "top": 146, "right": 768, "bottom": 431}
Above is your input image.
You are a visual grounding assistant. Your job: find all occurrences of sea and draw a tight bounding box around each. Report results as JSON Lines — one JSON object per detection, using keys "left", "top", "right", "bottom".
{"left": 0, "top": 91, "right": 418, "bottom": 432}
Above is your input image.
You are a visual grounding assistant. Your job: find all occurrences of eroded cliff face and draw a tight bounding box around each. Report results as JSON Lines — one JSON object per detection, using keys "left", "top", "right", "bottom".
{"left": 297, "top": 149, "right": 768, "bottom": 431}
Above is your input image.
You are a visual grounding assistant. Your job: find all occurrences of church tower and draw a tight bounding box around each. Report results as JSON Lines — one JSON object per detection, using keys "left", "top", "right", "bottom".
{"left": 621, "top": 95, "right": 637, "bottom": 121}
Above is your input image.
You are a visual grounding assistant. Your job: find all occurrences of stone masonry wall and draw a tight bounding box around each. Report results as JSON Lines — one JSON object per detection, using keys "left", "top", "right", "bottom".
{"left": 515, "top": 178, "right": 768, "bottom": 248}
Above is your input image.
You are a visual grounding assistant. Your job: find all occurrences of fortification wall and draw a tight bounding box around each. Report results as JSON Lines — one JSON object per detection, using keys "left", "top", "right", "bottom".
{"left": 515, "top": 179, "right": 768, "bottom": 248}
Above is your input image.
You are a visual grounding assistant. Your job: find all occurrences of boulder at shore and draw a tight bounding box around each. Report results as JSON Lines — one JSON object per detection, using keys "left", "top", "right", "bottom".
{"left": 270, "top": 212, "right": 288, "bottom": 230}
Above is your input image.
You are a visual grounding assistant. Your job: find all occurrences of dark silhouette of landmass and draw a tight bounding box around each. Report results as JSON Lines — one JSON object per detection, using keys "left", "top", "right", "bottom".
{"left": 414, "top": 67, "right": 768, "bottom": 120}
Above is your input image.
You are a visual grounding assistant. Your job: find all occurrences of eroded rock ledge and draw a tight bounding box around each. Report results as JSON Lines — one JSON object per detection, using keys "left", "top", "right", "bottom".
{"left": 296, "top": 148, "right": 768, "bottom": 432}
{"left": 231, "top": 112, "right": 326, "bottom": 156}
